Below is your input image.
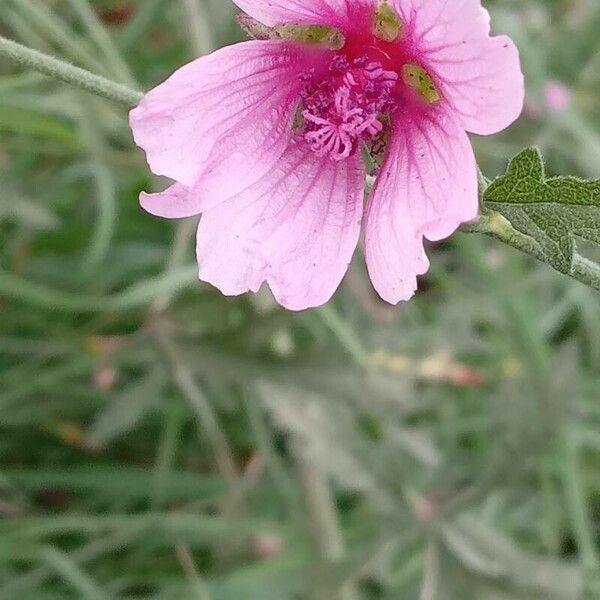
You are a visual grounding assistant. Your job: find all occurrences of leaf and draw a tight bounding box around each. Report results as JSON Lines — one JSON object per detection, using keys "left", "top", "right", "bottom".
{"left": 87, "top": 371, "right": 165, "bottom": 447}
{"left": 0, "top": 190, "right": 60, "bottom": 230}
{"left": 0, "top": 104, "right": 78, "bottom": 145}
{"left": 41, "top": 548, "right": 110, "bottom": 600}
{"left": 5, "top": 466, "right": 224, "bottom": 504}
{"left": 484, "top": 148, "right": 600, "bottom": 273}
{"left": 440, "top": 514, "right": 583, "bottom": 599}
{"left": 256, "top": 381, "right": 384, "bottom": 499}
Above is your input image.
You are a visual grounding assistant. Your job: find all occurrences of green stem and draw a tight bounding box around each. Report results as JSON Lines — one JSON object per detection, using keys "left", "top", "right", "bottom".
{"left": 461, "top": 211, "right": 600, "bottom": 292}
{"left": 0, "top": 35, "right": 142, "bottom": 106}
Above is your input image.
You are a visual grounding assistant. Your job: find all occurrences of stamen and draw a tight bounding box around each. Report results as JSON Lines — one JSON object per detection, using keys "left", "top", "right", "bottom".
{"left": 374, "top": 1, "right": 404, "bottom": 43}
{"left": 402, "top": 64, "right": 440, "bottom": 103}
{"left": 277, "top": 24, "right": 346, "bottom": 50}
{"left": 299, "top": 55, "right": 399, "bottom": 161}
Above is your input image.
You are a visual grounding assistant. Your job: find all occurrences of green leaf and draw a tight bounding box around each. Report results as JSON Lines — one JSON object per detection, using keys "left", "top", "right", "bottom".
{"left": 87, "top": 371, "right": 166, "bottom": 447}
{"left": 484, "top": 148, "right": 600, "bottom": 274}
{"left": 440, "top": 514, "right": 583, "bottom": 599}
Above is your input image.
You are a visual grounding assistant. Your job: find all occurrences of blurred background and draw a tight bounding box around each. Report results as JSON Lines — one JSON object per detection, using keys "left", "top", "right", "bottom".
{"left": 1, "top": 0, "right": 599, "bottom": 598}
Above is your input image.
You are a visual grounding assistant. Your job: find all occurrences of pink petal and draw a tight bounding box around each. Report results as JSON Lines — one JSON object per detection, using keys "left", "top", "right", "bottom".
{"left": 196, "top": 139, "right": 365, "bottom": 311}
{"left": 232, "top": 0, "right": 375, "bottom": 29}
{"left": 365, "top": 109, "right": 478, "bottom": 304}
{"left": 140, "top": 182, "right": 219, "bottom": 219}
{"left": 393, "top": 0, "right": 524, "bottom": 135}
{"left": 130, "top": 40, "right": 317, "bottom": 189}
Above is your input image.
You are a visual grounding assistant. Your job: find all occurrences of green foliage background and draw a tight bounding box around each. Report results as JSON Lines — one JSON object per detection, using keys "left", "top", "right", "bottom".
{"left": 1, "top": 1, "right": 599, "bottom": 598}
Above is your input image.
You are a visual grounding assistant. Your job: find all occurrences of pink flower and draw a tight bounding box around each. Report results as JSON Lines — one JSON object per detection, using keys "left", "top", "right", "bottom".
{"left": 544, "top": 81, "right": 572, "bottom": 114}
{"left": 130, "top": 0, "right": 524, "bottom": 310}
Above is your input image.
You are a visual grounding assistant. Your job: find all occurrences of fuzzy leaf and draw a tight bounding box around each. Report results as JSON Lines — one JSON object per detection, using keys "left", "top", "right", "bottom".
{"left": 483, "top": 148, "right": 600, "bottom": 273}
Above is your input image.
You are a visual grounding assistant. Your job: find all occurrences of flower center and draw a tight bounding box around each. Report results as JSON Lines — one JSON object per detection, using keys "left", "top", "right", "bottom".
{"left": 299, "top": 55, "right": 399, "bottom": 161}
{"left": 291, "top": 3, "right": 442, "bottom": 162}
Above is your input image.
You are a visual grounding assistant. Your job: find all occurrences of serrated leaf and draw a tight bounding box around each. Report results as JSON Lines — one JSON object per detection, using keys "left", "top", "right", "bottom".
{"left": 484, "top": 148, "right": 600, "bottom": 273}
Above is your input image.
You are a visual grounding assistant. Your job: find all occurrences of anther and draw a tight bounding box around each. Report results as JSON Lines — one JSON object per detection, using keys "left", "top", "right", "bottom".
{"left": 373, "top": 1, "right": 404, "bottom": 43}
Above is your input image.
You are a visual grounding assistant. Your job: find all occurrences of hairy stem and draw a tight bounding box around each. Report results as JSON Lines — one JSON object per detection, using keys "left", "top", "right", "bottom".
{"left": 461, "top": 211, "right": 600, "bottom": 292}
{"left": 0, "top": 35, "right": 142, "bottom": 106}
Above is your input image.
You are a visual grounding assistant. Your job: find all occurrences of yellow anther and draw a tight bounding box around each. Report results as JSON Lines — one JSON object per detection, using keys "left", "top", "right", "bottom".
{"left": 374, "top": 2, "right": 403, "bottom": 43}
{"left": 402, "top": 64, "right": 440, "bottom": 103}
{"left": 277, "top": 24, "right": 345, "bottom": 50}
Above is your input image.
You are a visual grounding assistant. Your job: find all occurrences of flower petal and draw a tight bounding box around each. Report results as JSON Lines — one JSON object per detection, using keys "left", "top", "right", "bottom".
{"left": 196, "top": 139, "right": 365, "bottom": 311}
{"left": 393, "top": 0, "right": 524, "bottom": 135}
{"left": 140, "top": 182, "right": 220, "bottom": 219}
{"left": 232, "top": 0, "right": 375, "bottom": 29}
{"left": 365, "top": 109, "right": 478, "bottom": 304}
{"left": 130, "top": 40, "right": 316, "bottom": 189}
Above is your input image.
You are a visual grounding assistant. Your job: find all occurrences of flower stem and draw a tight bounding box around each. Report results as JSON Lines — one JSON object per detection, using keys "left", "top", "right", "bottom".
{"left": 0, "top": 34, "right": 142, "bottom": 106}
{"left": 461, "top": 211, "right": 600, "bottom": 292}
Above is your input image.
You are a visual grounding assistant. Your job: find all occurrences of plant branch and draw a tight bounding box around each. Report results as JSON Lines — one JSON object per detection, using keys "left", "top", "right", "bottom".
{"left": 461, "top": 211, "right": 600, "bottom": 292}
{"left": 0, "top": 35, "right": 142, "bottom": 106}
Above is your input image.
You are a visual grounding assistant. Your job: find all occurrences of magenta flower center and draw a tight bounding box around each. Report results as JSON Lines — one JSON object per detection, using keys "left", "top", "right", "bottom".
{"left": 294, "top": 4, "right": 443, "bottom": 163}
{"left": 300, "top": 55, "right": 398, "bottom": 161}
